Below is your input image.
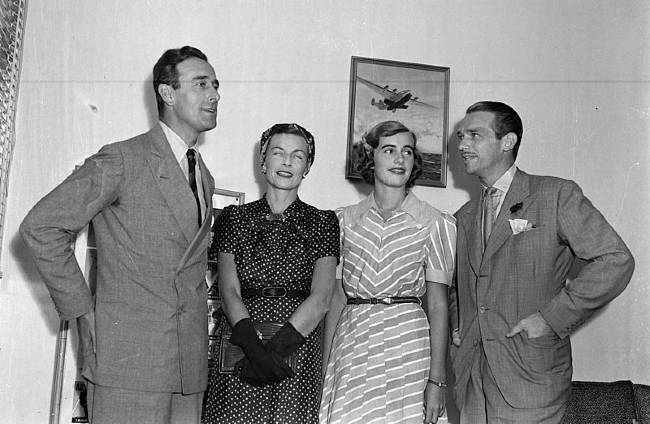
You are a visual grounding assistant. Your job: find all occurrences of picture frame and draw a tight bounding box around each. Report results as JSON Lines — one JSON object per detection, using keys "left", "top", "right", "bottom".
{"left": 212, "top": 188, "right": 246, "bottom": 211}
{"left": 207, "top": 188, "right": 246, "bottom": 273}
{"left": 345, "top": 56, "right": 450, "bottom": 187}
{"left": 207, "top": 188, "right": 245, "bottom": 368}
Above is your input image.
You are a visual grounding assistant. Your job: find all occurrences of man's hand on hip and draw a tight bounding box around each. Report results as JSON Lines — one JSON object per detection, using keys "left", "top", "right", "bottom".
{"left": 506, "top": 312, "right": 555, "bottom": 339}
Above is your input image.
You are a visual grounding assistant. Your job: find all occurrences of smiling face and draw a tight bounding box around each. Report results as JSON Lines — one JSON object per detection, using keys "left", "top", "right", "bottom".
{"left": 160, "top": 57, "right": 220, "bottom": 145}
{"left": 263, "top": 133, "right": 310, "bottom": 193}
{"left": 372, "top": 132, "right": 415, "bottom": 190}
{"left": 457, "top": 111, "right": 515, "bottom": 186}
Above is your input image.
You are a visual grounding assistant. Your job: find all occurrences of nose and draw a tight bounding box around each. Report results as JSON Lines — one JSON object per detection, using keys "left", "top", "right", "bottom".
{"left": 394, "top": 152, "right": 405, "bottom": 164}
{"left": 458, "top": 134, "right": 470, "bottom": 151}
{"left": 209, "top": 89, "right": 220, "bottom": 104}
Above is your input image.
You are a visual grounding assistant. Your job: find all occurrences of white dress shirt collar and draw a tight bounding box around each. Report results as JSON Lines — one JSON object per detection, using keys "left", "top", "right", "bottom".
{"left": 159, "top": 121, "right": 200, "bottom": 165}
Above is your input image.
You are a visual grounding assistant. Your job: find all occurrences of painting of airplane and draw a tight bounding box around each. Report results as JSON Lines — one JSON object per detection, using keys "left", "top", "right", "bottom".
{"left": 356, "top": 76, "right": 438, "bottom": 113}
{"left": 346, "top": 56, "right": 450, "bottom": 187}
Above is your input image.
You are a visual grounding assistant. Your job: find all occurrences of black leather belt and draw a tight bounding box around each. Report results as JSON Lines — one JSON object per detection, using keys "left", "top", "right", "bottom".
{"left": 346, "top": 297, "right": 422, "bottom": 305}
{"left": 242, "top": 287, "right": 310, "bottom": 299}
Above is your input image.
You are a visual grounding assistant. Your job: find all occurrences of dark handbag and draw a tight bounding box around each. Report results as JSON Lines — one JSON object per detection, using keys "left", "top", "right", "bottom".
{"left": 218, "top": 321, "right": 297, "bottom": 374}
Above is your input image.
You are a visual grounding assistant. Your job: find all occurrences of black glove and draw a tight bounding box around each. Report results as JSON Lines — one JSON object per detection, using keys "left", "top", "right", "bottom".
{"left": 234, "top": 356, "right": 291, "bottom": 387}
{"left": 229, "top": 318, "right": 292, "bottom": 385}
{"left": 266, "top": 322, "right": 306, "bottom": 358}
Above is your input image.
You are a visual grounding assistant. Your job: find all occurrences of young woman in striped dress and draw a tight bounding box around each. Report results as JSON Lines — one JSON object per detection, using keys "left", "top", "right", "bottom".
{"left": 319, "top": 121, "right": 456, "bottom": 424}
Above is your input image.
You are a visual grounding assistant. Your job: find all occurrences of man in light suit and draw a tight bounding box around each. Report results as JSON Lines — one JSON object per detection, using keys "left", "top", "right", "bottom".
{"left": 20, "top": 46, "right": 219, "bottom": 424}
{"left": 449, "top": 101, "right": 634, "bottom": 423}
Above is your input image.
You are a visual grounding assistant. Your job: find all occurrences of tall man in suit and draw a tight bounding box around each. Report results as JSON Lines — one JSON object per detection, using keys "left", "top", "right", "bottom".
{"left": 20, "top": 46, "right": 219, "bottom": 424}
{"left": 449, "top": 101, "right": 634, "bottom": 423}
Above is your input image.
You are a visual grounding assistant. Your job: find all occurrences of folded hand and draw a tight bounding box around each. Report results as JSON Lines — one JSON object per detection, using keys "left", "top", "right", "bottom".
{"left": 235, "top": 351, "right": 293, "bottom": 387}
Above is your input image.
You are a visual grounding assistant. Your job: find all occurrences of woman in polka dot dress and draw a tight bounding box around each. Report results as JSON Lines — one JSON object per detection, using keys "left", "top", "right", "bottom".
{"left": 202, "top": 123, "right": 339, "bottom": 424}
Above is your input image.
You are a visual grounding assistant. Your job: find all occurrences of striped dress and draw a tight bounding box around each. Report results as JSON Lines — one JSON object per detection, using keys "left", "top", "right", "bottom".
{"left": 319, "top": 192, "right": 456, "bottom": 424}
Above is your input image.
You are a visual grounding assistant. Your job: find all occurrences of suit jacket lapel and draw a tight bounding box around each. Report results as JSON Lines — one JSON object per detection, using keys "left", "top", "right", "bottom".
{"left": 197, "top": 150, "right": 214, "bottom": 229}
{"left": 458, "top": 200, "right": 483, "bottom": 277}
{"left": 145, "top": 125, "right": 198, "bottom": 244}
{"left": 176, "top": 149, "right": 215, "bottom": 271}
{"left": 483, "top": 170, "right": 531, "bottom": 260}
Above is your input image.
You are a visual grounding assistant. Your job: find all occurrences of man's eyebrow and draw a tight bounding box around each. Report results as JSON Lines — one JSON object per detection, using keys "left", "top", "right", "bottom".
{"left": 189, "top": 75, "right": 220, "bottom": 88}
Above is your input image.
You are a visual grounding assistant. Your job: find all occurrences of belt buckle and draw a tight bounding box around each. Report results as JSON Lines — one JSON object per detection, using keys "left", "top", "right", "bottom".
{"left": 381, "top": 297, "right": 394, "bottom": 305}
{"left": 262, "top": 287, "right": 287, "bottom": 298}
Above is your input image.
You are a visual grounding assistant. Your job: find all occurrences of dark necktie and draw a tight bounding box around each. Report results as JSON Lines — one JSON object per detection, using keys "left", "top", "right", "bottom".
{"left": 186, "top": 149, "right": 202, "bottom": 227}
{"left": 482, "top": 186, "right": 500, "bottom": 249}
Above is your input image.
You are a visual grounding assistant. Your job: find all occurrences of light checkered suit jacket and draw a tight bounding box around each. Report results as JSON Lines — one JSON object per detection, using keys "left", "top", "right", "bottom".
{"left": 21, "top": 124, "right": 214, "bottom": 394}
{"left": 449, "top": 169, "right": 634, "bottom": 409}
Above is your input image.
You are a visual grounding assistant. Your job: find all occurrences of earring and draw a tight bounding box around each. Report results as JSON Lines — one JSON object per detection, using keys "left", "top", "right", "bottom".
{"left": 261, "top": 165, "right": 267, "bottom": 174}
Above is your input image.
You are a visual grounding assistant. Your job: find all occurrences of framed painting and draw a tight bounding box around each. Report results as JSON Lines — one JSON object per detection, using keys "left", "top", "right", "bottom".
{"left": 207, "top": 188, "right": 245, "bottom": 368}
{"left": 345, "top": 56, "right": 450, "bottom": 187}
{"left": 207, "top": 188, "right": 246, "bottom": 273}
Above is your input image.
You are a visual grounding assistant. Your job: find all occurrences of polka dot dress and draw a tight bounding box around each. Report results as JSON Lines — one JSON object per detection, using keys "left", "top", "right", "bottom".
{"left": 202, "top": 196, "right": 339, "bottom": 424}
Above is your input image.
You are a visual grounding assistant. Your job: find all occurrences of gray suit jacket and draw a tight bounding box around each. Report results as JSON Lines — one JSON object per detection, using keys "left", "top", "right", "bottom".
{"left": 20, "top": 124, "right": 214, "bottom": 394}
{"left": 449, "top": 169, "right": 634, "bottom": 409}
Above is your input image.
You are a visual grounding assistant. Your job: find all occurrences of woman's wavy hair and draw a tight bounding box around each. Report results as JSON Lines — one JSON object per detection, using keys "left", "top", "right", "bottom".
{"left": 353, "top": 120, "right": 422, "bottom": 188}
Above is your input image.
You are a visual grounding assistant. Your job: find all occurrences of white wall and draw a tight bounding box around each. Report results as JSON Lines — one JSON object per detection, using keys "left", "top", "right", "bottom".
{"left": 1, "top": 0, "right": 648, "bottom": 422}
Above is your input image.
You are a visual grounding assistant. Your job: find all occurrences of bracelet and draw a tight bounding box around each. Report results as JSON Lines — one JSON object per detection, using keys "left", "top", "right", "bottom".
{"left": 427, "top": 378, "right": 447, "bottom": 388}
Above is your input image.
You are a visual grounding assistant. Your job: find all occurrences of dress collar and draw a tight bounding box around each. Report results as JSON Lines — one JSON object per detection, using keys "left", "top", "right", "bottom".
{"left": 356, "top": 191, "right": 421, "bottom": 221}
{"left": 258, "top": 195, "right": 305, "bottom": 221}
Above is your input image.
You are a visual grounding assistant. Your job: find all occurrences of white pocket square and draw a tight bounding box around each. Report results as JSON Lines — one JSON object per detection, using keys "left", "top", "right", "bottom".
{"left": 509, "top": 219, "right": 535, "bottom": 235}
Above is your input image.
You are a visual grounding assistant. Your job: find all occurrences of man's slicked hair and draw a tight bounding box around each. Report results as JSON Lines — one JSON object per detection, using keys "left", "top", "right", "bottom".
{"left": 466, "top": 101, "right": 523, "bottom": 159}
{"left": 153, "top": 46, "right": 208, "bottom": 117}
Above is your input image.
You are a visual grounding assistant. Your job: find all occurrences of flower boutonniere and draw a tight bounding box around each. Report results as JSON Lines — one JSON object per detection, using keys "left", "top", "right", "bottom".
{"left": 509, "top": 202, "right": 523, "bottom": 214}
{"left": 508, "top": 219, "right": 536, "bottom": 235}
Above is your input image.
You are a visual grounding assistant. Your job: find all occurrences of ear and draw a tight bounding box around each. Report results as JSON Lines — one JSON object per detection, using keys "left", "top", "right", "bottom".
{"left": 158, "top": 84, "right": 175, "bottom": 107}
{"left": 501, "top": 132, "right": 517, "bottom": 152}
{"left": 303, "top": 162, "right": 312, "bottom": 176}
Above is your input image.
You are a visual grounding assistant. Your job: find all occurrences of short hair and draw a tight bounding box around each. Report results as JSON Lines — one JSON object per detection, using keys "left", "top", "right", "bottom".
{"left": 353, "top": 120, "right": 422, "bottom": 189}
{"left": 259, "top": 123, "right": 316, "bottom": 173}
{"left": 466, "top": 101, "right": 523, "bottom": 159}
{"left": 152, "top": 46, "right": 208, "bottom": 117}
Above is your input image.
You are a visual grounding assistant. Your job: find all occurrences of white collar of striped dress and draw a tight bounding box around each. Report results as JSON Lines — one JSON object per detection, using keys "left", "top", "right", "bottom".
{"left": 357, "top": 191, "right": 421, "bottom": 222}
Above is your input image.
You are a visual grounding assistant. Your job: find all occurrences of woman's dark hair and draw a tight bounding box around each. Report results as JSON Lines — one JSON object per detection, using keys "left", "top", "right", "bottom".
{"left": 259, "top": 123, "right": 316, "bottom": 174}
{"left": 353, "top": 120, "right": 422, "bottom": 188}
{"left": 153, "top": 46, "right": 209, "bottom": 117}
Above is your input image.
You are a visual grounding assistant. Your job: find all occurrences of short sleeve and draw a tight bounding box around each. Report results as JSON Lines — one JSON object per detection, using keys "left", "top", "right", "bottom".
{"left": 211, "top": 205, "right": 240, "bottom": 255}
{"left": 425, "top": 213, "right": 457, "bottom": 285}
{"left": 314, "top": 209, "right": 340, "bottom": 262}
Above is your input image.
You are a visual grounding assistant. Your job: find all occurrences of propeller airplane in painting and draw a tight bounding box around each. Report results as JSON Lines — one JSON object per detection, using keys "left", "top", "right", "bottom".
{"left": 356, "top": 76, "right": 438, "bottom": 113}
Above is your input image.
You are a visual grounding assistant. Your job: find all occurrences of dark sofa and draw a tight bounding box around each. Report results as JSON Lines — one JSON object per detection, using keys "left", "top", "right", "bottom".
{"left": 561, "top": 380, "right": 650, "bottom": 424}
